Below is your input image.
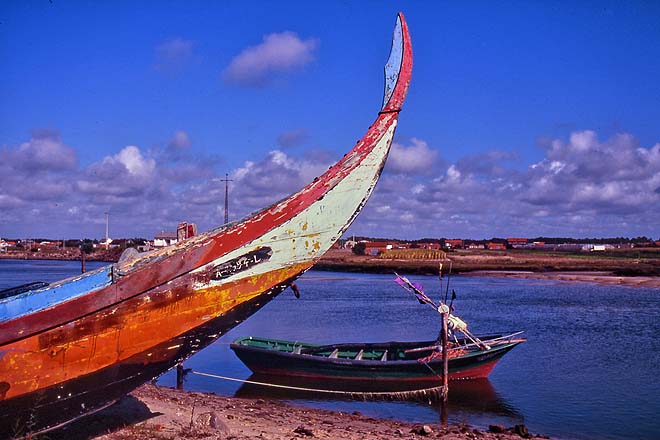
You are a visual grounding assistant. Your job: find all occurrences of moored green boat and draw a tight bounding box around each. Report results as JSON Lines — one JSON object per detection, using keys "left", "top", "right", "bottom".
{"left": 230, "top": 333, "right": 525, "bottom": 384}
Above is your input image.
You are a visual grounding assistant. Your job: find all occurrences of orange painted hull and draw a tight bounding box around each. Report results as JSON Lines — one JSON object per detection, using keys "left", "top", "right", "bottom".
{"left": 0, "top": 266, "right": 305, "bottom": 436}
{"left": 2, "top": 263, "right": 310, "bottom": 402}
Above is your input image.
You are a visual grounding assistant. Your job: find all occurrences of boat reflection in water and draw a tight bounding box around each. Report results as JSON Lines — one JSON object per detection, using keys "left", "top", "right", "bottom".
{"left": 233, "top": 374, "right": 522, "bottom": 424}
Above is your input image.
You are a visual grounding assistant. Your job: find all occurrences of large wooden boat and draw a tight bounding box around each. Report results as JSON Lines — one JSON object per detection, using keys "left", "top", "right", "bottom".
{"left": 0, "top": 13, "right": 412, "bottom": 436}
{"left": 230, "top": 333, "right": 525, "bottom": 386}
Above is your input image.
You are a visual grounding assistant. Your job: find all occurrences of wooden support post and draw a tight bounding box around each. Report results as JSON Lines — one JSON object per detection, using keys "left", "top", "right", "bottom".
{"left": 176, "top": 363, "right": 184, "bottom": 390}
{"left": 80, "top": 247, "right": 86, "bottom": 274}
{"left": 440, "top": 397, "right": 448, "bottom": 426}
{"left": 441, "top": 311, "right": 449, "bottom": 402}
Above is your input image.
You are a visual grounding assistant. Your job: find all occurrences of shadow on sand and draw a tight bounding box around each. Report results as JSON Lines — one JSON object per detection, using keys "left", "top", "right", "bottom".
{"left": 45, "top": 395, "right": 158, "bottom": 440}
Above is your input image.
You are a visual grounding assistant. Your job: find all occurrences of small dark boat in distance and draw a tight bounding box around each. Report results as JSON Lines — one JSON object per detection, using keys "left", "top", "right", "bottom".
{"left": 230, "top": 333, "right": 525, "bottom": 384}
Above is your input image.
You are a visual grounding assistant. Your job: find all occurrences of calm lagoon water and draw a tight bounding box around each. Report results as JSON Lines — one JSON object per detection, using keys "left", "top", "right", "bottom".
{"left": 2, "top": 259, "right": 659, "bottom": 440}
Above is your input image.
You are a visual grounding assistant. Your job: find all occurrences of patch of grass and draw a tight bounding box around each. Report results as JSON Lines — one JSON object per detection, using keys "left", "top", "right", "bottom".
{"left": 109, "top": 423, "right": 176, "bottom": 439}
{"left": 378, "top": 249, "right": 447, "bottom": 260}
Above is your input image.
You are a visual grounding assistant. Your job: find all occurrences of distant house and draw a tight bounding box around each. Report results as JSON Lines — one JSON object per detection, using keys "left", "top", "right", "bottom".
{"left": 444, "top": 239, "right": 464, "bottom": 249}
{"left": 39, "top": 241, "right": 61, "bottom": 249}
{"left": 506, "top": 237, "right": 528, "bottom": 248}
{"left": 466, "top": 243, "right": 485, "bottom": 250}
{"left": 581, "top": 244, "right": 614, "bottom": 252}
{"left": 364, "top": 241, "right": 393, "bottom": 256}
{"left": 110, "top": 238, "right": 127, "bottom": 249}
{"left": 419, "top": 242, "right": 441, "bottom": 250}
{"left": 95, "top": 238, "right": 113, "bottom": 249}
{"left": 487, "top": 242, "right": 507, "bottom": 251}
{"left": 154, "top": 231, "right": 178, "bottom": 248}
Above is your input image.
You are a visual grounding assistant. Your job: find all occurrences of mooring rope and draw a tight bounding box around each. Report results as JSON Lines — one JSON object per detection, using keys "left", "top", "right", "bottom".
{"left": 189, "top": 370, "right": 444, "bottom": 401}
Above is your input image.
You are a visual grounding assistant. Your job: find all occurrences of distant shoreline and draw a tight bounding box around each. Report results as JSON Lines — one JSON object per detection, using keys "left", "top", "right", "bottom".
{"left": 0, "top": 250, "right": 117, "bottom": 263}
{"left": 2, "top": 248, "right": 658, "bottom": 288}
{"left": 313, "top": 249, "right": 660, "bottom": 287}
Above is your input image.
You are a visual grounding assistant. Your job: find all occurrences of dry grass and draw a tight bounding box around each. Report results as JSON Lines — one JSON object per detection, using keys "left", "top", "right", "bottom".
{"left": 377, "top": 249, "right": 447, "bottom": 260}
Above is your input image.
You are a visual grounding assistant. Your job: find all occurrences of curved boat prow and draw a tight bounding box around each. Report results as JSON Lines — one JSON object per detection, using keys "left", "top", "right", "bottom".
{"left": 0, "top": 13, "right": 413, "bottom": 435}
{"left": 382, "top": 12, "right": 413, "bottom": 113}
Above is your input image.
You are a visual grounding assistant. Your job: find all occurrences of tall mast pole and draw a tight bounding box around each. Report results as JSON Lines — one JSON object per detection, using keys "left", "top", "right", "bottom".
{"left": 220, "top": 174, "right": 233, "bottom": 224}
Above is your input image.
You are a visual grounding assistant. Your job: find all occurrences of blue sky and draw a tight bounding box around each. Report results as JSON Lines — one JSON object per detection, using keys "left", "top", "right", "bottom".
{"left": 1, "top": 1, "right": 659, "bottom": 240}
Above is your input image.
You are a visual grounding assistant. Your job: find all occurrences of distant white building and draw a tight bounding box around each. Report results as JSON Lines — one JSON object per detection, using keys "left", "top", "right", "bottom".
{"left": 93, "top": 238, "right": 113, "bottom": 249}
{"left": 467, "top": 243, "right": 485, "bottom": 249}
{"left": 582, "top": 244, "right": 614, "bottom": 252}
{"left": 154, "top": 231, "right": 177, "bottom": 248}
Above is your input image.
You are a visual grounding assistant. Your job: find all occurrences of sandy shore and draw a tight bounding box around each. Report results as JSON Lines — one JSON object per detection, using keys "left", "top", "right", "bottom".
{"left": 43, "top": 384, "right": 551, "bottom": 440}
{"left": 465, "top": 270, "right": 660, "bottom": 288}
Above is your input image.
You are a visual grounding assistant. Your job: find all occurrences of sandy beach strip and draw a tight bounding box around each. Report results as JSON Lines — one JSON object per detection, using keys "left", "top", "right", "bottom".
{"left": 41, "top": 384, "right": 552, "bottom": 440}
{"left": 464, "top": 271, "right": 660, "bottom": 289}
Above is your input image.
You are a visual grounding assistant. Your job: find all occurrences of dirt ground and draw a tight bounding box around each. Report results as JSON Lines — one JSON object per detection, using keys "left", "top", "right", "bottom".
{"left": 42, "top": 384, "right": 550, "bottom": 440}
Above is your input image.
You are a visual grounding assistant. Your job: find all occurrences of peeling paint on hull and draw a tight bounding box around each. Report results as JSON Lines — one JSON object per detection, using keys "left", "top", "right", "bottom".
{"left": 0, "top": 12, "right": 413, "bottom": 436}
{"left": 0, "top": 288, "right": 288, "bottom": 435}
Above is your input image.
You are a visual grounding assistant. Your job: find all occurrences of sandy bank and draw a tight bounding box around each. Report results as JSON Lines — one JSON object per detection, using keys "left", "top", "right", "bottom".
{"left": 44, "top": 384, "right": 551, "bottom": 440}
{"left": 313, "top": 249, "right": 660, "bottom": 283}
{"left": 465, "top": 271, "right": 660, "bottom": 289}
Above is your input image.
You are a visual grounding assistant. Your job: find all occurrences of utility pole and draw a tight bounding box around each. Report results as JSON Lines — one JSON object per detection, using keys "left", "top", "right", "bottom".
{"left": 220, "top": 174, "right": 233, "bottom": 224}
{"left": 105, "top": 211, "right": 109, "bottom": 249}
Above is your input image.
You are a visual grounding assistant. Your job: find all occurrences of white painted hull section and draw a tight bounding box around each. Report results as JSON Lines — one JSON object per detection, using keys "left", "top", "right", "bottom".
{"left": 192, "top": 121, "right": 397, "bottom": 288}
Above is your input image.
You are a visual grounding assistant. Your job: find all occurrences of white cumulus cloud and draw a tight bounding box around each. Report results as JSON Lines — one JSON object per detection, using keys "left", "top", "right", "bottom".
{"left": 224, "top": 32, "right": 319, "bottom": 87}
{"left": 9, "top": 130, "right": 77, "bottom": 171}
{"left": 386, "top": 138, "right": 439, "bottom": 174}
{"left": 105, "top": 146, "right": 155, "bottom": 177}
{"left": 350, "top": 129, "right": 660, "bottom": 239}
